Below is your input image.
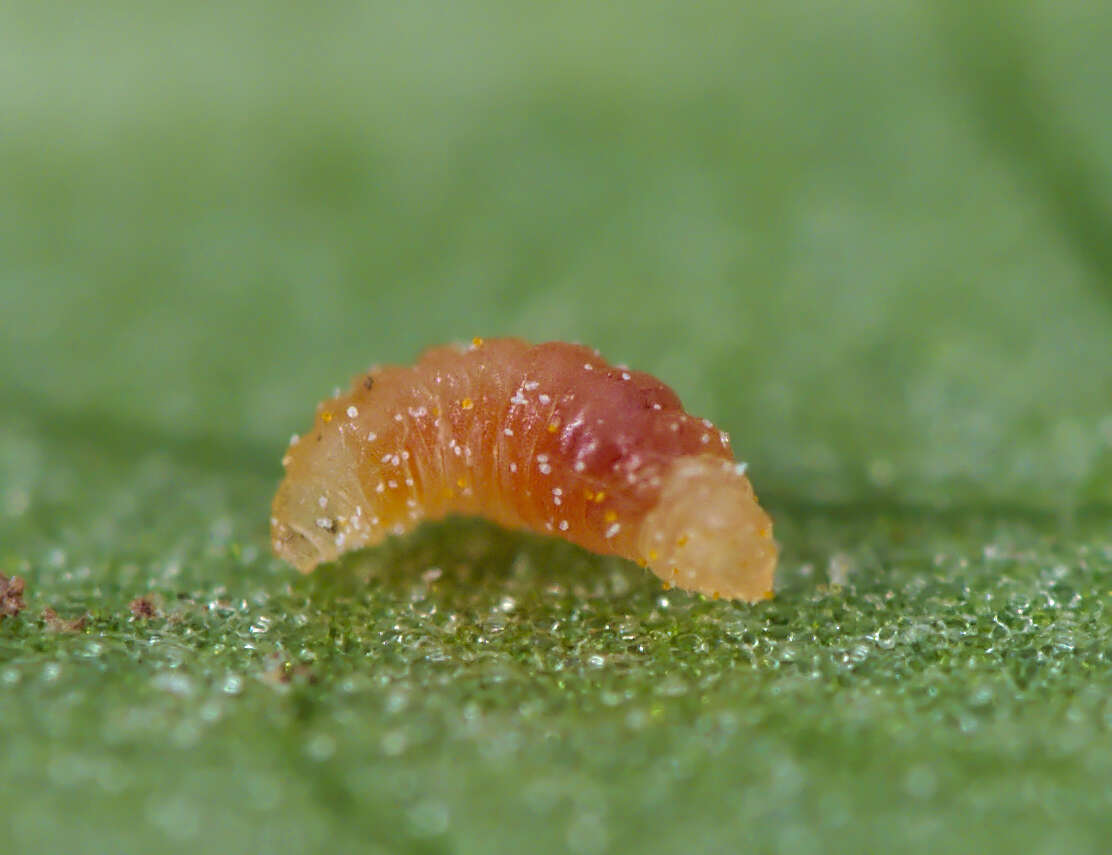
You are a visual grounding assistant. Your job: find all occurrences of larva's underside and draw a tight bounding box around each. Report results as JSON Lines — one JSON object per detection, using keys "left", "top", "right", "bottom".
{"left": 271, "top": 338, "right": 777, "bottom": 601}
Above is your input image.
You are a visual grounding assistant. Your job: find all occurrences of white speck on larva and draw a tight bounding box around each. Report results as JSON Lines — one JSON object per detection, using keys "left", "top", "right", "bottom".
{"left": 574, "top": 460, "right": 586, "bottom": 472}
{"left": 375, "top": 482, "right": 385, "bottom": 493}
{"left": 559, "top": 520, "right": 569, "bottom": 531}
{"left": 401, "top": 450, "right": 410, "bottom": 460}
{"left": 503, "top": 428, "right": 514, "bottom": 436}
{"left": 539, "top": 463, "right": 552, "bottom": 475}
{"left": 394, "top": 413, "right": 403, "bottom": 422}
{"left": 381, "top": 453, "right": 392, "bottom": 463}
{"left": 509, "top": 463, "right": 518, "bottom": 473}
{"left": 537, "top": 454, "right": 549, "bottom": 463}
{"left": 701, "top": 434, "right": 710, "bottom": 444}
{"left": 538, "top": 393, "right": 551, "bottom": 405}
{"left": 510, "top": 392, "right": 528, "bottom": 406}
{"left": 605, "top": 523, "right": 621, "bottom": 539}
{"left": 388, "top": 480, "right": 398, "bottom": 489}
{"left": 347, "top": 406, "right": 359, "bottom": 418}
{"left": 367, "top": 431, "right": 377, "bottom": 442}
{"left": 734, "top": 462, "right": 748, "bottom": 475}
{"left": 316, "top": 518, "right": 332, "bottom": 530}
{"left": 621, "top": 371, "right": 631, "bottom": 381}
{"left": 318, "top": 496, "right": 328, "bottom": 509}
{"left": 583, "top": 363, "right": 593, "bottom": 371}
{"left": 289, "top": 434, "right": 300, "bottom": 446}
{"left": 523, "top": 381, "right": 539, "bottom": 391}
{"left": 652, "top": 403, "right": 662, "bottom": 410}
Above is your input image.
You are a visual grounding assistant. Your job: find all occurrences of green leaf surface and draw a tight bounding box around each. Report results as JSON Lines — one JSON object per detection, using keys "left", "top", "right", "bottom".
{"left": 2, "top": 1, "right": 1111, "bottom": 852}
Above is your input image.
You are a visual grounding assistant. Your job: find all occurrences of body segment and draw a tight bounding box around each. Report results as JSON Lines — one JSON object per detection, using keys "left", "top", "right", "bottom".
{"left": 271, "top": 338, "right": 777, "bottom": 601}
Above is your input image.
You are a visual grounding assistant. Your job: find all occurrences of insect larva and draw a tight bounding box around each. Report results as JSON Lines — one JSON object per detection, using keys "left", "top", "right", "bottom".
{"left": 270, "top": 338, "right": 777, "bottom": 601}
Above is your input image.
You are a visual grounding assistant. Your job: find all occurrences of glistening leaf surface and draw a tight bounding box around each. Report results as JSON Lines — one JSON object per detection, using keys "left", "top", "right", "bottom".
{"left": 2, "top": 1, "right": 1112, "bottom": 852}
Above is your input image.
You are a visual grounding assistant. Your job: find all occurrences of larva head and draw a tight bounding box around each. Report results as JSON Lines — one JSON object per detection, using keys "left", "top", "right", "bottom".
{"left": 639, "top": 454, "right": 777, "bottom": 602}
{"left": 270, "top": 416, "right": 365, "bottom": 573}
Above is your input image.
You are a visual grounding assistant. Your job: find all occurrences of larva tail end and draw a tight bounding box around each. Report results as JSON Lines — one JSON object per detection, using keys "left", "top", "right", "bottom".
{"left": 270, "top": 419, "right": 367, "bottom": 573}
{"left": 270, "top": 517, "right": 325, "bottom": 574}
{"left": 639, "top": 455, "right": 778, "bottom": 603}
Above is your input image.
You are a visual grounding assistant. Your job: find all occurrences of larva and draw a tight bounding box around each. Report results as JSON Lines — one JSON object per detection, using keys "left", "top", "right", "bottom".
{"left": 270, "top": 338, "right": 777, "bottom": 601}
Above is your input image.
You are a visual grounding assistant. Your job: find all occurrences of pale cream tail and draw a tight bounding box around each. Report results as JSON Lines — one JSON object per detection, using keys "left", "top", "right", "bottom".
{"left": 638, "top": 455, "right": 777, "bottom": 602}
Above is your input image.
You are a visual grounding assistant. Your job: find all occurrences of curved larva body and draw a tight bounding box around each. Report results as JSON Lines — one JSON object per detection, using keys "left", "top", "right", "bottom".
{"left": 271, "top": 338, "right": 777, "bottom": 601}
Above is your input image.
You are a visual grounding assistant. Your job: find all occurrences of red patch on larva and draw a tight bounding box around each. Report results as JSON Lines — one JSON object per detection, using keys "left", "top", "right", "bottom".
{"left": 271, "top": 338, "right": 777, "bottom": 601}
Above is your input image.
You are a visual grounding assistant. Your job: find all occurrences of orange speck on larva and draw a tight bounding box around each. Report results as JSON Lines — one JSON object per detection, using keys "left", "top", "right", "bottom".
{"left": 472, "top": 336, "right": 484, "bottom": 348}
{"left": 270, "top": 337, "right": 778, "bottom": 601}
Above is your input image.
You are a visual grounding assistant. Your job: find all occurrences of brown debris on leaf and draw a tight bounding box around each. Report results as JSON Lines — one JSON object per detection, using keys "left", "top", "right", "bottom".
{"left": 0, "top": 573, "right": 26, "bottom": 620}
{"left": 129, "top": 596, "right": 160, "bottom": 620}
{"left": 41, "top": 607, "right": 87, "bottom": 634}
{"left": 262, "top": 657, "right": 318, "bottom": 687}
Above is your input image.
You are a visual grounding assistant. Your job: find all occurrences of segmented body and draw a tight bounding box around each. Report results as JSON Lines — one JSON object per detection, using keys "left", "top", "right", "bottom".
{"left": 271, "top": 338, "right": 777, "bottom": 601}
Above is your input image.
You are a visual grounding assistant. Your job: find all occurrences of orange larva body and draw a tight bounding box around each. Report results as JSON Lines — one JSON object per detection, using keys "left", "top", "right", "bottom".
{"left": 271, "top": 338, "right": 777, "bottom": 601}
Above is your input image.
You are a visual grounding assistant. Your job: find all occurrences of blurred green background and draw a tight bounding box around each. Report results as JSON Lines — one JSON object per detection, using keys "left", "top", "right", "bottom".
{"left": 2, "top": 1, "right": 1111, "bottom": 852}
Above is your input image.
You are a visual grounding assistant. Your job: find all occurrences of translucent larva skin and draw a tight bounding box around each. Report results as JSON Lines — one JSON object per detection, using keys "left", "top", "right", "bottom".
{"left": 271, "top": 338, "right": 777, "bottom": 601}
